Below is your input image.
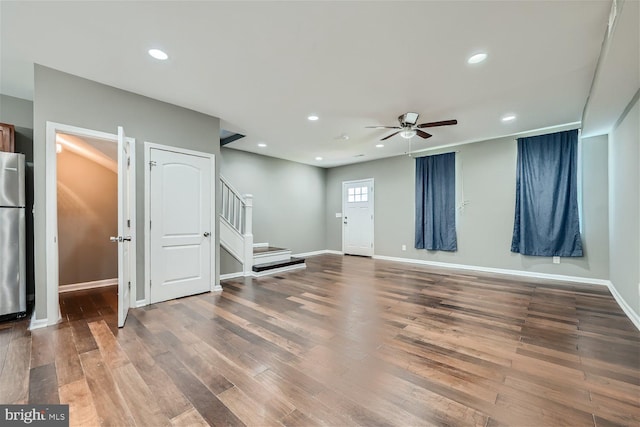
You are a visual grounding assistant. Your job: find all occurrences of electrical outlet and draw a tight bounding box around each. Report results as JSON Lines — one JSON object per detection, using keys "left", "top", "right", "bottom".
{"left": 402, "top": 245, "right": 407, "bottom": 251}
{"left": 553, "top": 256, "right": 560, "bottom": 264}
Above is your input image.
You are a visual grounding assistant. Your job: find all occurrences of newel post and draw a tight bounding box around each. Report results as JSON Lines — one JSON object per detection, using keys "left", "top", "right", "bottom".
{"left": 243, "top": 194, "right": 254, "bottom": 276}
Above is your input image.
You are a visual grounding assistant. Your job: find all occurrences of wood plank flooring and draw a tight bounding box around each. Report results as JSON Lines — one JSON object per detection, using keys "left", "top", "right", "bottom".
{"left": 0, "top": 254, "right": 638, "bottom": 426}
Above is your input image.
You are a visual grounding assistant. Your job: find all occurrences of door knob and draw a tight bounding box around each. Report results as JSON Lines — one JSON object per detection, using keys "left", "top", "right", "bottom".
{"left": 110, "top": 236, "right": 119, "bottom": 242}
{"left": 203, "top": 232, "right": 210, "bottom": 237}
{"left": 110, "top": 236, "right": 132, "bottom": 242}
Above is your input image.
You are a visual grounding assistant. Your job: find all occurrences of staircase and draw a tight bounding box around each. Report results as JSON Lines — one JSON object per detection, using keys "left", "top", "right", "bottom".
{"left": 219, "top": 176, "right": 305, "bottom": 277}
{"left": 252, "top": 246, "right": 306, "bottom": 276}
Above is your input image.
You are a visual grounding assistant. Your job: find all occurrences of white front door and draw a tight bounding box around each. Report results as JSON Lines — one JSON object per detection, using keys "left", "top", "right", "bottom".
{"left": 116, "top": 127, "right": 135, "bottom": 328}
{"left": 342, "top": 179, "right": 374, "bottom": 256}
{"left": 149, "top": 147, "right": 212, "bottom": 304}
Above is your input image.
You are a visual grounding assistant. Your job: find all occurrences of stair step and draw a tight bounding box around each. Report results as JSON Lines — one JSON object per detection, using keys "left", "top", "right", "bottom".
{"left": 253, "top": 246, "right": 292, "bottom": 264}
{"left": 252, "top": 257, "right": 306, "bottom": 273}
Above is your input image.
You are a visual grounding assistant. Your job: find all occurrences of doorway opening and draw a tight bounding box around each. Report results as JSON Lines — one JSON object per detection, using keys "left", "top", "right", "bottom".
{"left": 45, "top": 122, "right": 136, "bottom": 328}
{"left": 56, "top": 132, "right": 118, "bottom": 294}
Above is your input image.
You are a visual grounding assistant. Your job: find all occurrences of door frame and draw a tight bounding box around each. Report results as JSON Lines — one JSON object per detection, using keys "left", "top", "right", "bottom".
{"left": 143, "top": 141, "right": 218, "bottom": 307}
{"left": 341, "top": 178, "right": 375, "bottom": 256}
{"left": 45, "top": 121, "right": 137, "bottom": 326}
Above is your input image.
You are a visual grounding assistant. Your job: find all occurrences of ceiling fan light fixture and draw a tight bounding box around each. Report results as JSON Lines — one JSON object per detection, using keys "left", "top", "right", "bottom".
{"left": 400, "top": 129, "right": 417, "bottom": 139}
{"left": 148, "top": 48, "right": 168, "bottom": 60}
{"left": 467, "top": 52, "right": 487, "bottom": 64}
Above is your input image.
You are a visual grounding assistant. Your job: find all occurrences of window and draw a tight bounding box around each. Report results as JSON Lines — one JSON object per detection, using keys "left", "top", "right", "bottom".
{"left": 415, "top": 152, "right": 457, "bottom": 251}
{"left": 511, "top": 129, "right": 583, "bottom": 257}
{"left": 348, "top": 186, "right": 368, "bottom": 203}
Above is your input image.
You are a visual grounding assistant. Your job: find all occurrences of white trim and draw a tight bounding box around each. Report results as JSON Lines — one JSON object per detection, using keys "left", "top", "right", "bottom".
{"left": 606, "top": 281, "right": 640, "bottom": 331}
{"left": 220, "top": 272, "right": 244, "bottom": 281}
{"left": 342, "top": 178, "right": 375, "bottom": 256}
{"left": 135, "top": 299, "right": 148, "bottom": 308}
{"left": 144, "top": 141, "right": 217, "bottom": 306}
{"left": 409, "top": 121, "right": 582, "bottom": 157}
{"left": 253, "top": 242, "right": 269, "bottom": 248}
{"left": 58, "top": 278, "right": 117, "bottom": 293}
{"left": 252, "top": 263, "right": 306, "bottom": 277}
{"left": 292, "top": 249, "right": 340, "bottom": 258}
{"left": 372, "top": 255, "right": 611, "bottom": 286}
{"left": 29, "top": 311, "right": 49, "bottom": 330}
{"left": 45, "top": 122, "right": 136, "bottom": 326}
{"left": 324, "top": 250, "right": 344, "bottom": 256}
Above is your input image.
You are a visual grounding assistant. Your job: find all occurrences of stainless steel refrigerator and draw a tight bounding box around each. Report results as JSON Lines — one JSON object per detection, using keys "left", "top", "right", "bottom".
{"left": 0, "top": 151, "right": 26, "bottom": 317}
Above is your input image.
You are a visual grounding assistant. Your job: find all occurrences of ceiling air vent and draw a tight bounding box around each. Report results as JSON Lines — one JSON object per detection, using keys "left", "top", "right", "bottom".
{"left": 220, "top": 129, "right": 245, "bottom": 146}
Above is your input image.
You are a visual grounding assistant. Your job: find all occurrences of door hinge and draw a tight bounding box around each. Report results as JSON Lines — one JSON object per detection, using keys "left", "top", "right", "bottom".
{"left": 149, "top": 220, "right": 152, "bottom": 229}
{"left": 150, "top": 280, "right": 152, "bottom": 287}
{"left": 127, "top": 156, "right": 131, "bottom": 167}
{"left": 127, "top": 219, "right": 130, "bottom": 228}
{"left": 128, "top": 281, "right": 131, "bottom": 290}
{"left": 149, "top": 160, "right": 157, "bottom": 170}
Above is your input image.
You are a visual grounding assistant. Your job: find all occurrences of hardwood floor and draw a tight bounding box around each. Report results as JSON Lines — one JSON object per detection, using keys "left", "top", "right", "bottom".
{"left": 0, "top": 254, "right": 639, "bottom": 426}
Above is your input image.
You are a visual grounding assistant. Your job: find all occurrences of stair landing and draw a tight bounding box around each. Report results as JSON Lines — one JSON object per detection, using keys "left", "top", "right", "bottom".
{"left": 252, "top": 246, "right": 306, "bottom": 274}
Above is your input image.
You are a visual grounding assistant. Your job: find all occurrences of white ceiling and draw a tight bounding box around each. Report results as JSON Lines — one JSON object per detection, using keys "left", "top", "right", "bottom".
{"left": 1, "top": 1, "right": 614, "bottom": 167}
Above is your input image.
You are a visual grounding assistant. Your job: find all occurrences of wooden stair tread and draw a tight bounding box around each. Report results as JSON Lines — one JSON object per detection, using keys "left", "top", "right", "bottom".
{"left": 253, "top": 246, "right": 288, "bottom": 255}
{"left": 252, "top": 257, "right": 305, "bottom": 272}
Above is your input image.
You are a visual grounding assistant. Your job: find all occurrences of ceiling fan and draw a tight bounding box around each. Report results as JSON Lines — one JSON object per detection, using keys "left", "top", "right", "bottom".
{"left": 366, "top": 112, "right": 457, "bottom": 141}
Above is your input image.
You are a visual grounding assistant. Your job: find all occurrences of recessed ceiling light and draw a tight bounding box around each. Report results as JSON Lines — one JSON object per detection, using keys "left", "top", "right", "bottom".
{"left": 148, "top": 48, "right": 168, "bottom": 60}
{"left": 315, "top": 156, "right": 323, "bottom": 161}
{"left": 307, "top": 115, "right": 319, "bottom": 121}
{"left": 257, "top": 143, "right": 267, "bottom": 147}
{"left": 467, "top": 52, "right": 487, "bottom": 64}
{"left": 376, "top": 144, "right": 384, "bottom": 148}
{"left": 501, "top": 114, "right": 517, "bottom": 122}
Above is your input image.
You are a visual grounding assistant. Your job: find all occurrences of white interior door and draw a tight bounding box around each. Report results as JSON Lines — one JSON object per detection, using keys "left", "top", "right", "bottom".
{"left": 342, "top": 179, "right": 374, "bottom": 256}
{"left": 149, "top": 147, "right": 212, "bottom": 304}
{"left": 116, "top": 126, "right": 134, "bottom": 328}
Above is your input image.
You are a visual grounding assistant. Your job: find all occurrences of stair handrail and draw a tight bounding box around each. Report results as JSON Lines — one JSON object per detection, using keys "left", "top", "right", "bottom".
{"left": 220, "top": 175, "right": 253, "bottom": 275}
{"left": 220, "top": 175, "right": 251, "bottom": 235}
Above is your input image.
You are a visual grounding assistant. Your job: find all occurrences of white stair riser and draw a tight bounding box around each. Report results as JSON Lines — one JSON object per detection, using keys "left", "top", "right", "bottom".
{"left": 253, "top": 251, "right": 291, "bottom": 265}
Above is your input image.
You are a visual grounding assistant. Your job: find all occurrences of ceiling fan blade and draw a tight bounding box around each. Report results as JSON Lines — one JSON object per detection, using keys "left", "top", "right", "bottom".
{"left": 417, "top": 119, "right": 458, "bottom": 128}
{"left": 381, "top": 131, "right": 400, "bottom": 141}
{"left": 416, "top": 130, "right": 432, "bottom": 139}
{"left": 365, "top": 126, "right": 401, "bottom": 129}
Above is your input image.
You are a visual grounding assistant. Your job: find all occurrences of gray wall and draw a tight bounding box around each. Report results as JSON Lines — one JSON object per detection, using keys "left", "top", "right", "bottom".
{"left": 33, "top": 65, "right": 220, "bottom": 320}
{"left": 0, "top": 94, "right": 35, "bottom": 300}
{"left": 326, "top": 129, "right": 610, "bottom": 280}
{"left": 608, "top": 95, "right": 639, "bottom": 316}
{"left": 57, "top": 150, "right": 118, "bottom": 286}
{"left": 220, "top": 246, "right": 243, "bottom": 276}
{"left": 220, "top": 147, "right": 327, "bottom": 254}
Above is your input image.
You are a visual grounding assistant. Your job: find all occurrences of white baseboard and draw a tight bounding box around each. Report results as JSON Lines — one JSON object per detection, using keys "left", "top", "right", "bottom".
{"left": 253, "top": 242, "right": 269, "bottom": 248}
{"left": 59, "top": 278, "right": 117, "bottom": 293}
{"left": 324, "top": 250, "right": 344, "bottom": 256}
{"left": 292, "top": 249, "right": 343, "bottom": 258}
{"left": 29, "top": 311, "right": 49, "bottom": 330}
{"left": 220, "top": 272, "right": 244, "bottom": 281}
{"left": 606, "top": 281, "right": 640, "bottom": 331}
{"left": 135, "top": 299, "right": 148, "bottom": 308}
{"left": 252, "top": 263, "right": 306, "bottom": 277}
{"left": 372, "top": 255, "right": 611, "bottom": 286}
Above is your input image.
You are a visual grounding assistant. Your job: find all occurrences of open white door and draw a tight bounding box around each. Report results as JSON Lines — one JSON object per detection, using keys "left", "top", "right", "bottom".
{"left": 342, "top": 179, "right": 375, "bottom": 256}
{"left": 114, "top": 126, "right": 133, "bottom": 327}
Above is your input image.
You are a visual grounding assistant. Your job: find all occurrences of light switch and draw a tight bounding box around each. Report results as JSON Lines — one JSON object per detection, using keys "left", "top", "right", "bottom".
{"left": 336, "top": 213, "right": 342, "bottom": 218}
